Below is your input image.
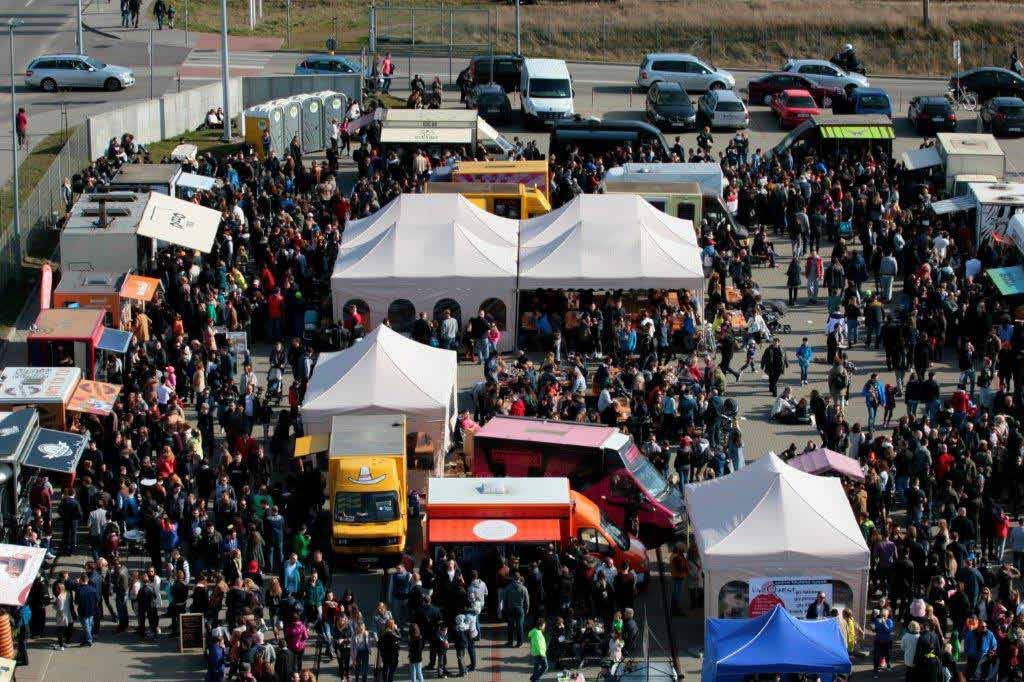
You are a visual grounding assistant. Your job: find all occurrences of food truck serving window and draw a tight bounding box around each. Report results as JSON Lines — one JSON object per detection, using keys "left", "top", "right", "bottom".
{"left": 334, "top": 492, "right": 399, "bottom": 523}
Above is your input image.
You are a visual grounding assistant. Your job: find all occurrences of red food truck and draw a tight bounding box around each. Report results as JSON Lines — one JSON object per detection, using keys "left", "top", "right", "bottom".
{"left": 468, "top": 416, "right": 684, "bottom": 546}
{"left": 425, "top": 476, "right": 647, "bottom": 578}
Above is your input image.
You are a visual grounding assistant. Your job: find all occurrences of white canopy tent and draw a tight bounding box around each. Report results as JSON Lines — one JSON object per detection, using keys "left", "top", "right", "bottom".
{"left": 518, "top": 194, "right": 703, "bottom": 292}
{"left": 685, "top": 453, "right": 870, "bottom": 624}
{"left": 300, "top": 325, "right": 457, "bottom": 468}
{"left": 330, "top": 193, "right": 520, "bottom": 351}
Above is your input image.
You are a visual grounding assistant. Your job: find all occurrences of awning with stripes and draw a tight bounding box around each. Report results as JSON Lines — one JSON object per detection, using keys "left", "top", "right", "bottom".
{"left": 819, "top": 124, "right": 895, "bottom": 140}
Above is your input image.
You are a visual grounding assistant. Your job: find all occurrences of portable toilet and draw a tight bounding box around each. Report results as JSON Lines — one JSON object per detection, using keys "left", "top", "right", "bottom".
{"left": 280, "top": 97, "right": 302, "bottom": 150}
{"left": 243, "top": 101, "right": 284, "bottom": 160}
{"left": 295, "top": 93, "right": 324, "bottom": 153}
{"left": 316, "top": 91, "right": 349, "bottom": 149}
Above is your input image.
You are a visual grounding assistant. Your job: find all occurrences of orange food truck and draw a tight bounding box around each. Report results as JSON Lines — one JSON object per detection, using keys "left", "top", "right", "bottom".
{"left": 425, "top": 476, "right": 647, "bottom": 578}
{"left": 52, "top": 272, "right": 161, "bottom": 329}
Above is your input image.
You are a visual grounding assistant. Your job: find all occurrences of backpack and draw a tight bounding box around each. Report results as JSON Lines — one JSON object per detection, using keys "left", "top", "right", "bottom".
{"left": 830, "top": 369, "right": 849, "bottom": 391}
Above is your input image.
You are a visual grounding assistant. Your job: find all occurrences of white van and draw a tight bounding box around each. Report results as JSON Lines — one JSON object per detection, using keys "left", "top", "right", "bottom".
{"left": 520, "top": 58, "right": 574, "bottom": 127}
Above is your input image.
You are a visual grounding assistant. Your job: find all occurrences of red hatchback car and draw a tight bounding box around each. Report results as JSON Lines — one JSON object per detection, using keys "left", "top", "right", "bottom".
{"left": 747, "top": 72, "right": 843, "bottom": 108}
{"left": 772, "top": 89, "right": 821, "bottom": 128}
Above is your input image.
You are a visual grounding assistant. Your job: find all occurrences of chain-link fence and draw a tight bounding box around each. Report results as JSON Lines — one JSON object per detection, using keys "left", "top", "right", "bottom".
{"left": 0, "top": 126, "right": 90, "bottom": 287}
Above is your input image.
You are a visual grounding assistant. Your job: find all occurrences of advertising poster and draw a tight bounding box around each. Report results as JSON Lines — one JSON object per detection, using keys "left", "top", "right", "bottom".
{"left": 748, "top": 576, "right": 832, "bottom": 618}
{"left": 68, "top": 380, "right": 122, "bottom": 416}
{"left": 0, "top": 545, "right": 47, "bottom": 606}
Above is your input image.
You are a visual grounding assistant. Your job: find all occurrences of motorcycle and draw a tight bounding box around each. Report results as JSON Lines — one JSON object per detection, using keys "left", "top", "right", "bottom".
{"left": 830, "top": 53, "right": 867, "bottom": 76}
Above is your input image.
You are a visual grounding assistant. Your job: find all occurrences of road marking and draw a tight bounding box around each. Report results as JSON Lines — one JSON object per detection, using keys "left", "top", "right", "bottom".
{"left": 25, "top": 0, "right": 35, "bottom": 6}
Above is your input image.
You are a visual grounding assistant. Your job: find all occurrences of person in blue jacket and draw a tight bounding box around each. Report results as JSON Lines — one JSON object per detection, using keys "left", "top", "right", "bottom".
{"left": 871, "top": 608, "right": 894, "bottom": 677}
{"left": 617, "top": 323, "right": 637, "bottom": 358}
{"left": 862, "top": 372, "right": 887, "bottom": 435}
{"left": 963, "top": 620, "right": 998, "bottom": 681}
{"left": 206, "top": 633, "right": 226, "bottom": 682}
{"left": 795, "top": 337, "right": 813, "bottom": 385}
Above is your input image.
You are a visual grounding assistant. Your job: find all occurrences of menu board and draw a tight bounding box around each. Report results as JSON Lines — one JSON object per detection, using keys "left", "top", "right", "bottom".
{"left": 179, "top": 612, "right": 205, "bottom": 652}
{"left": 0, "top": 367, "right": 80, "bottom": 403}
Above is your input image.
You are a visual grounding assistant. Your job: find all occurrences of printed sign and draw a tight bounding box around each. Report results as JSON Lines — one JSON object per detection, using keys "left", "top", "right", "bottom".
{"left": 119, "top": 275, "right": 161, "bottom": 302}
{"left": 225, "top": 331, "right": 248, "bottom": 363}
{"left": 748, "top": 576, "right": 833, "bottom": 619}
{"left": 68, "top": 380, "right": 122, "bottom": 416}
{"left": 0, "top": 545, "right": 47, "bottom": 606}
{"left": 0, "top": 367, "right": 79, "bottom": 402}
{"left": 0, "top": 409, "right": 36, "bottom": 460}
{"left": 137, "top": 192, "right": 221, "bottom": 254}
{"left": 179, "top": 612, "right": 205, "bottom": 652}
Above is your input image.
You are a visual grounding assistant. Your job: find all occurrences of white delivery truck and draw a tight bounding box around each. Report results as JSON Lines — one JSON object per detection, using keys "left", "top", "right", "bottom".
{"left": 520, "top": 58, "right": 574, "bottom": 128}
{"left": 936, "top": 132, "right": 1006, "bottom": 189}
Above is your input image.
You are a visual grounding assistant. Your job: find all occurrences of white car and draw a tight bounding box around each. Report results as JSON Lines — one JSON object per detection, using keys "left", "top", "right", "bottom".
{"left": 780, "top": 59, "right": 869, "bottom": 93}
{"left": 697, "top": 90, "right": 749, "bottom": 129}
{"left": 636, "top": 53, "right": 735, "bottom": 92}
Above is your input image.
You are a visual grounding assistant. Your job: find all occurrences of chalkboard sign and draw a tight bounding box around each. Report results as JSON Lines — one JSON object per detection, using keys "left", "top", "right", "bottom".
{"left": 179, "top": 613, "right": 205, "bottom": 653}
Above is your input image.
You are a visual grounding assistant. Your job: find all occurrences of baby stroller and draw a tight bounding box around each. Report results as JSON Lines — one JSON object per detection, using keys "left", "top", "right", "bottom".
{"left": 266, "top": 366, "right": 283, "bottom": 403}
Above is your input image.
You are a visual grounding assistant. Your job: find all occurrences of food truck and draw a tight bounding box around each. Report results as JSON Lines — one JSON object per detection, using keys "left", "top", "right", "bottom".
{"left": 424, "top": 181, "right": 551, "bottom": 218}
{"left": 327, "top": 415, "right": 409, "bottom": 563}
{"left": 59, "top": 192, "right": 149, "bottom": 274}
{"left": 27, "top": 309, "right": 106, "bottom": 379}
{"left": 468, "top": 416, "right": 684, "bottom": 546}
{"left": 425, "top": 477, "right": 647, "bottom": 577}
{"left": 0, "top": 409, "right": 39, "bottom": 536}
{"left": 0, "top": 367, "right": 81, "bottom": 429}
{"left": 52, "top": 272, "right": 122, "bottom": 327}
{"left": 450, "top": 160, "right": 550, "bottom": 198}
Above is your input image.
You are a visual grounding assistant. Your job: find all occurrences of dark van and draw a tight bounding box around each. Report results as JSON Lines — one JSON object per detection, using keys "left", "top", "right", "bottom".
{"left": 550, "top": 118, "right": 671, "bottom": 158}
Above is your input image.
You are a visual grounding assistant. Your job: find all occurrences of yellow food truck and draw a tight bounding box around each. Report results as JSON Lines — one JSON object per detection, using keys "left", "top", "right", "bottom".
{"left": 425, "top": 181, "right": 551, "bottom": 218}
{"left": 326, "top": 414, "right": 409, "bottom": 563}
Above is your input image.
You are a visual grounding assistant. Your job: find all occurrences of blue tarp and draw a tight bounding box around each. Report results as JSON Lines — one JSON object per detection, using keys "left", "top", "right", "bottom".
{"left": 703, "top": 606, "right": 852, "bottom": 682}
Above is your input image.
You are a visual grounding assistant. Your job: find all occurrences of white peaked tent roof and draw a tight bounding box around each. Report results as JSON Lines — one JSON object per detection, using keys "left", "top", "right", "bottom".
{"left": 301, "top": 324, "right": 457, "bottom": 420}
{"left": 518, "top": 194, "right": 702, "bottom": 289}
{"left": 684, "top": 452, "right": 870, "bottom": 571}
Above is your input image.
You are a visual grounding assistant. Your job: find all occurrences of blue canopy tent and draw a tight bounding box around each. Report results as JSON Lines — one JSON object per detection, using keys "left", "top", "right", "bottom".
{"left": 703, "top": 606, "right": 851, "bottom": 682}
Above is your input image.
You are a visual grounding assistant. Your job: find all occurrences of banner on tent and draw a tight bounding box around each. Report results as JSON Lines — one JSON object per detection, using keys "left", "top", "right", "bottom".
{"left": 748, "top": 576, "right": 832, "bottom": 618}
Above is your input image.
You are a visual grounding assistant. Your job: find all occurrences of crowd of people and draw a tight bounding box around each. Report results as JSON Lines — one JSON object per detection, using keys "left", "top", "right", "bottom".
{"left": 3, "top": 55, "right": 1024, "bottom": 682}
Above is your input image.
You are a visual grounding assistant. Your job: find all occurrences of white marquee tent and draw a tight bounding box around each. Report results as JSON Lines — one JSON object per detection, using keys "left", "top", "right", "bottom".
{"left": 684, "top": 452, "right": 870, "bottom": 624}
{"left": 518, "top": 194, "right": 703, "bottom": 292}
{"left": 330, "top": 193, "right": 520, "bottom": 350}
{"left": 300, "top": 324, "right": 458, "bottom": 463}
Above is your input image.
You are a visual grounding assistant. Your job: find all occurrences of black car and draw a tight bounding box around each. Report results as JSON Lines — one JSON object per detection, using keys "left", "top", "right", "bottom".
{"left": 907, "top": 95, "right": 957, "bottom": 134}
{"left": 645, "top": 81, "right": 697, "bottom": 130}
{"left": 980, "top": 96, "right": 1024, "bottom": 136}
{"left": 469, "top": 54, "right": 523, "bottom": 93}
{"left": 466, "top": 83, "right": 512, "bottom": 125}
{"left": 550, "top": 118, "right": 671, "bottom": 158}
{"left": 949, "top": 67, "right": 1024, "bottom": 103}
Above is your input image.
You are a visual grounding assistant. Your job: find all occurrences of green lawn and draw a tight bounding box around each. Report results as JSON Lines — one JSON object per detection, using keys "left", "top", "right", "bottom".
{"left": 147, "top": 128, "right": 243, "bottom": 161}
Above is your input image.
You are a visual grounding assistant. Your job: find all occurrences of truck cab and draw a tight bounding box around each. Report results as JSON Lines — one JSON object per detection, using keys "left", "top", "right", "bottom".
{"left": 468, "top": 417, "right": 684, "bottom": 546}
{"left": 327, "top": 415, "right": 408, "bottom": 562}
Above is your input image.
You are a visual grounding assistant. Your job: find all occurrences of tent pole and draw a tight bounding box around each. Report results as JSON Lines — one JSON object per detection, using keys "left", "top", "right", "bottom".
{"left": 514, "top": 220, "right": 522, "bottom": 351}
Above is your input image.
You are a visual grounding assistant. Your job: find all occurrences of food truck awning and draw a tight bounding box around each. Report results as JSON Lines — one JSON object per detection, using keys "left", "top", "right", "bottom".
{"left": 0, "top": 409, "right": 38, "bottom": 462}
{"left": 119, "top": 274, "right": 161, "bottom": 302}
{"left": 380, "top": 127, "right": 474, "bottom": 145}
{"left": 97, "top": 327, "right": 132, "bottom": 354}
{"left": 901, "top": 147, "right": 942, "bottom": 171}
{"left": 428, "top": 518, "right": 562, "bottom": 543}
{"left": 987, "top": 265, "right": 1024, "bottom": 295}
{"left": 930, "top": 194, "right": 976, "bottom": 215}
{"left": 137, "top": 192, "right": 221, "bottom": 254}
{"left": 0, "top": 544, "right": 47, "bottom": 606}
{"left": 294, "top": 433, "right": 330, "bottom": 458}
{"left": 819, "top": 124, "right": 894, "bottom": 140}
{"left": 178, "top": 172, "right": 218, "bottom": 192}
{"left": 21, "top": 429, "right": 87, "bottom": 474}
{"left": 68, "top": 380, "right": 122, "bottom": 416}
{"left": 477, "top": 118, "right": 514, "bottom": 155}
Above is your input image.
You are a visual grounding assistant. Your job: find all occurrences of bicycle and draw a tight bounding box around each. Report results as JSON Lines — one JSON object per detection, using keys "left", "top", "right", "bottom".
{"left": 946, "top": 82, "right": 978, "bottom": 112}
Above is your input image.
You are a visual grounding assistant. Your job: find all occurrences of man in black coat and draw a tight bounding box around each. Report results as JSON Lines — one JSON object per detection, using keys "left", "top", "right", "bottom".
{"left": 804, "top": 591, "right": 831, "bottom": 619}
{"left": 760, "top": 338, "right": 788, "bottom": 397}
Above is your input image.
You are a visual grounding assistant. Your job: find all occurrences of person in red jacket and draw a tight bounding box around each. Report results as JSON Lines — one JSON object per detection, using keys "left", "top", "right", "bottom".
{"left": 15, "top": 108, "right": 28, "bottom": 149}
{"left": 266, "top": 287, "right": 284, "bottom": 340}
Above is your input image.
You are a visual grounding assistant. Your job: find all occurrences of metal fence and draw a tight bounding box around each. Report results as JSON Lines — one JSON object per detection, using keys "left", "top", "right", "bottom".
{"left": 0, "top": 126, "right": 90, "bottom": 287}
{"left": 370, "top": 3, "right": 493, "bottom": 58}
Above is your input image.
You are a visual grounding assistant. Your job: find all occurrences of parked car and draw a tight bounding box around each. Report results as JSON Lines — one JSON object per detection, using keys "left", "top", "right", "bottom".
{"left": 746, "top": 72, "right": 843, "bottom": 107}
{"left": 697, "top": 90, "right": 749, "bottom": 129}
{"left": 950, "top": 67, "right": 1024, "bottom": 103}
{"left": 470, "top": 54, "right": 523, "bottom": 93}
{"left": 466, "top": 83, "right": 513, "bottom": 124}
{"left": 832, "top": 87, "right": 892, "bottom": 117}
{"left": 26, "top": 54, "right": 134, "bottom": 92}
{"left": 294, "top": 54, "right": 365, "bottom": 76}
{"left": 645, "top": 81, "right": 696, "bottom": 130}
{"left": 779, "top": 58, "right": 869, "bottom": 94}
{"left": 772, "top": 89, "right": 820, "bottom": 128}
{"left": 907, "top": 95, "right": 957, "bottom": 134}
{"left": 980, "top": 96, "right": 1024, "bottom": 136}
{"left": 636, "top": 52, "right": 735, "bottom": 92}
{"left": 550, "top": 118, "right": 671, "bottom": 158}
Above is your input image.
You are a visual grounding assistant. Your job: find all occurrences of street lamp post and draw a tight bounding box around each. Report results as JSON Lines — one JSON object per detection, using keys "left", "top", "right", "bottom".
{"left": 219, "top": 0, "right": 231, "bottom": 141}
{"left": 75, "top": 0, "right": 84, "bottom": 54}
{"left": 8, "top": 18, "right": 24, "bottom": 280}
